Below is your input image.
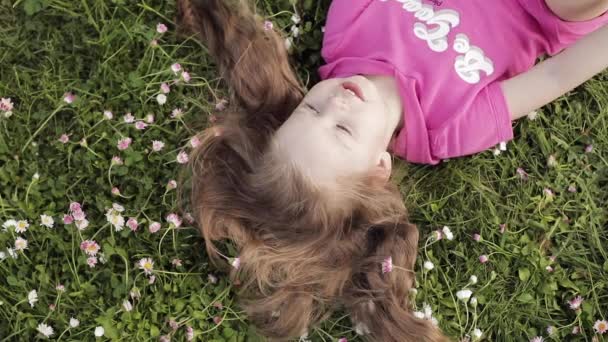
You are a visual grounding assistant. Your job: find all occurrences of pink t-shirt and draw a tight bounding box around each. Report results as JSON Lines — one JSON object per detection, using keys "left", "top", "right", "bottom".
{"left": 318, "top": 0, "right": 608, "bottom": 164}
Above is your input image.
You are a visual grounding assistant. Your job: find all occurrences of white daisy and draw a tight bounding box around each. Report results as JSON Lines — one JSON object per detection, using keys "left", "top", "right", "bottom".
{"left": 15, "top": 237, "right": 28, "bottom": 251}
{"left": 40, "top": 214, "right": 54, "bottom": 228}
{"left": 28, "top": 289, "right": 38, "bottom": 307}
{"left": 69, "top": 317, "right": 80, "bottom": 328}
{"left": 37, "top": 323, "right": 54, "bottom": 337}
{"left": 94, "top": 326, "right": 105, "bottom": 337}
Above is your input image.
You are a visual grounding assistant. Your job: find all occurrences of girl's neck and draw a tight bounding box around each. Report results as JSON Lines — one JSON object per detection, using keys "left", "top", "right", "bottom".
{"left": 363, "top": 73, "right": 404, "bottom": 138}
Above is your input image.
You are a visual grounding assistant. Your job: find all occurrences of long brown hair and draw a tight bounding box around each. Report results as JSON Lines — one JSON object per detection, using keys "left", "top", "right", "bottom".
{"left": 176, "top": 0, "right": 449, "bottom": 341}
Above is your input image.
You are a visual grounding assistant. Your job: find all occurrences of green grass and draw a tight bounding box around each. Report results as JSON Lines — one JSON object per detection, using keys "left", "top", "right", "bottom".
{"left": 1, "top": 0, "right": 607, "bottom": 341}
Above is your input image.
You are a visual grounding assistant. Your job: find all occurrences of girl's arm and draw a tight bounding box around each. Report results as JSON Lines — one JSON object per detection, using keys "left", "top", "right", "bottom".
{"left": 502, "top": 23, "right": 608, "bottom": 121}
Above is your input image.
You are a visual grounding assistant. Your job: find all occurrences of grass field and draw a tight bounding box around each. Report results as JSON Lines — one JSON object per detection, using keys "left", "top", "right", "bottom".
{"left": 1, "top": 0, "right": 607, "bottom": 341}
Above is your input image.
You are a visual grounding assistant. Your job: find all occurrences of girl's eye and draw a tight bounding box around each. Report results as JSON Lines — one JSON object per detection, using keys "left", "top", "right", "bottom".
{"left": 336, "top": 124, "right": 351, "bottom": 135}
{"left": 306, "top": 103, "right": 319, "bottom": 113}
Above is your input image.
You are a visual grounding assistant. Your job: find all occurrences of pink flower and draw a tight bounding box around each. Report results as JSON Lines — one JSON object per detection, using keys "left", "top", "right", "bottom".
{"left": 63, "top": 214, "right": 74, "bottom": 224}
{"left": 72, "top": 209, "right": 86, "bottom": 221}
{"left": 594, "top": 320, "right": 608, "bottom": 334}
{"left": 149, "top": 275, "right": 156, "bottom": 284}
{"left": 177, "top": 151, "right": 189, "bottom": 164}
{"left": 585, "top": 145, "right": 593, "bottom": 153}
{"left": 568, "top": 185, "right": 577, "bottom": 193}
{"left": 479, "top": 255, "right": 489, "bottom": 263}
{"left": 111, "top": 156, "right": 124, "bottom": 165}
{"left": 152, "top": 140, "right": 165, "bottom": 151}
{"left": 145, "top": 114, "right": 154, "bottom": 123}
{"left": 80, "top": 240, "right": 100, "bottom": 256}
{"left": 160, "top": 82, "right": 170, "bottom": 94}
{"left": 213, "top": 316, "right": 222, "bottom": 325}
{"left": 381, "top": 256, "right": 393, "bottom": 273}
{"left": 103, "top": 110, "right": 113, "bottom": 120}
{"left": 170, "top": 108, "right": 183, "bottom": 118}
{"left": 499, "top": 224, "right": 506, "bottom": 234}
{"left": 171, "top": 258, "right": 182, "bottom": 267}
{"left": 117, "top": 137, "right": 132, "bottom": 150}
{"left": 0, "top": 97, "right": 14, "bottom": 112}
{"left": 215, "top": 99, "right": 228, "bottom": 111}
{"left": 55, "top": 284, "right": 65, "bottom": 292}
{"left": 545, "top": 265, "right": 554, "bottom": 272}
{"left": 338, "top": 339, "right": 348, "bottom": 342}
{"left": 63, "top": 92, "right": 76, "bottom": 104}
{"left": 212, "top": 301, "right": 223, "bottom": 309}
{"left": 181, "top": 71, "right": 191, "bottom": 83}
{"left": 49, "top": 303, "right": 56, "bottom": 311}
{"left": 156, "top": 23, "right": 168, "bottom": 33}
{"left": 516, "top": 167, "right": 529, "bottom": 180}
{"left": 150, "top": 39, "right": 158, "bottom": 47}
{"left": 69, "top": 202, "right": 82, "bottom": 212}
{"left": 543, "top": 188, "right": 554, "bottom": 197}
{"left": 472, "top": 233, "right": 481, "bottom": 242}
{"left": 568, "top": 296, "right": 583, "bottom": 310}
{"left": 171, "top": 63, "right": 181, "bottom": 74}
{"left": 134, "top": 121, "right": 148, "bottom": 130}
{"left": 185, "top": 326, "right": 194, "bottom": 341}
{"left": 264, "top": 21, "right": 274, "bottom": 31}
{"left": 166, "top": 213, "right": 182, "bottom": 227}
{"left": 168, "top": 319, "right": 179, "bottom": 331}
{"left": 127, "top": 218, "right": 139, "bottom": 231}
{"left": 87, "top": 256, "right": 98, "bottom": 268}
{"left": 184, "top": 212, "right": 194, "bottom": 224}
{"left": 190, "top": 136, "right": 201, "bottom": 148}
{"left": 572, "top": 326, "right": 580, "bottom": 335}
{"left": 58, "top": 134, "right": 70, "bottom": 143}
{"left": 111, "top": 187, "right": 120, "bottom": 196}
{"left": 123, "top": 113, "right": 135, "bottom": 123}
{"left": 167, "top": 180, "right": 177, "bottom": 190}
{"left": 549, "top": 255, "right": 557, "bottom": 263}
{"left": 149, "top": 222, "right": 161, "bottom": 233}
{"left": 434, "top": 230, "right": 443, "bottom": 240}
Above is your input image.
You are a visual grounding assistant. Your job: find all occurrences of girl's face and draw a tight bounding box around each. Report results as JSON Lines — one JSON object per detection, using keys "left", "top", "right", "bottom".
{"left": 273, "top": 75, "right": 397, "bottom": 187}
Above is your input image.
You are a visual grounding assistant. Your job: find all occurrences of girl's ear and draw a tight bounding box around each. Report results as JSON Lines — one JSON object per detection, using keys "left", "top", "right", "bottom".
{"left": 373, "top": 151, "right": 392, "bottom": 184}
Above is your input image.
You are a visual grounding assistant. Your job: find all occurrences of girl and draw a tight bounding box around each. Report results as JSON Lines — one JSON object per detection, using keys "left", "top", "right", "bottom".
{"left": 177, "top": 0, "right": 608, "bottom": 341}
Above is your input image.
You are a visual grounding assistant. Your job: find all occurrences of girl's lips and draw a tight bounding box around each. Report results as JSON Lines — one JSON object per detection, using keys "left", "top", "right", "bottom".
{"left": 341, "top": 81, "right": 365, "bottom": 101}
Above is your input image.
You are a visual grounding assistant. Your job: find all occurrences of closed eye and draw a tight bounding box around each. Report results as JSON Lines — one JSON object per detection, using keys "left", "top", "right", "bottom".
{"left": 336, "top": 124, "right": 351, "bottom": 135}
{"left": 306, "top": 103, "right": 352, "bottom": 136}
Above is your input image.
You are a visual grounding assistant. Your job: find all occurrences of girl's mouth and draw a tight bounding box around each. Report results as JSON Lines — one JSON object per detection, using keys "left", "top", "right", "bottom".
{"left": 341, "top": 81, "right": 365, "bottom": 101}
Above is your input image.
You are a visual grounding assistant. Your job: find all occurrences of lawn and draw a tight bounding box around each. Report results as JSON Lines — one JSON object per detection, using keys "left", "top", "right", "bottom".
{"left": 0, "top": 0, "right": 607, "bottom": 341}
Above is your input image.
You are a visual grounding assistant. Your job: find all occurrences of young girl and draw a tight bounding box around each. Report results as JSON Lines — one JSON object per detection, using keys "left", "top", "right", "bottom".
{"left": 177, "top": 0, "right": 608, "bottom": 340}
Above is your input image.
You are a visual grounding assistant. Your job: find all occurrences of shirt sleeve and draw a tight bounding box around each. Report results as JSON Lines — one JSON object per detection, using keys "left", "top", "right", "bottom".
{"left": 428, "top": 82, "right": 514, "bottom": 160}
{"left": 321, "top": 0, "right": 373, "bottom": 61}
{"left": 518, "top": 0, "right": 608, "bottom": 56}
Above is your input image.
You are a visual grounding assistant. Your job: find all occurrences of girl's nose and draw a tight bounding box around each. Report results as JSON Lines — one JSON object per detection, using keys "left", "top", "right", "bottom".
{"left": 326, "top": 94, "right": 349, "bottom": 111}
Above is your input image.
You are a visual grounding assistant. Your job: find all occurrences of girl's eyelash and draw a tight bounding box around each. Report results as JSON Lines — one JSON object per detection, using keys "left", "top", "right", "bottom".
{"left": 306, "top": 103, "right": 319, "bottom": 113}
{"left": 306, "top": 103, "right": 351, "bottom": 136}
{"left": 337, "top": 124, "right": 351, "bottom": 135}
